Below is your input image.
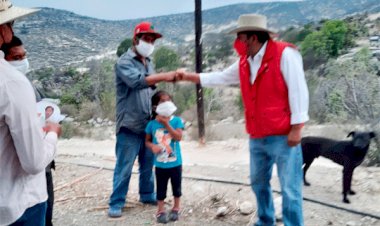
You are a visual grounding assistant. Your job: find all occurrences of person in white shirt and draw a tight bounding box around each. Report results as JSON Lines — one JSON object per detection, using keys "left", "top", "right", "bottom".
{"left": 177, "top": 14, "right": 309, "bottom": 226}
{"left": 2, "top": 35, "right": 57, "bottom": 226}
{"left": 0, "top": 1, "right": 61, "bottom": 225}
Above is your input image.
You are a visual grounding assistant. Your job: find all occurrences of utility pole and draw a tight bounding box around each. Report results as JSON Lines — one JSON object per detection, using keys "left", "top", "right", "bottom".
{"left": 195, "top": 0, "right": 205, "bottom": 144}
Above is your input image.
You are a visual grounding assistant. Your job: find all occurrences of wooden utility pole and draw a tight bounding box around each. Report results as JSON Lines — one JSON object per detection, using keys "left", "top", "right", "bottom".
{"left": 195, "top": 0, "right": 205, "bottom": 144}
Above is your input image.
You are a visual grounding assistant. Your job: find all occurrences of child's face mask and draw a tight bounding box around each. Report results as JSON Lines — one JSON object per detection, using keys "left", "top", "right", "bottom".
{"left": 156, "top": 101, "right": 177, "bottom": 117}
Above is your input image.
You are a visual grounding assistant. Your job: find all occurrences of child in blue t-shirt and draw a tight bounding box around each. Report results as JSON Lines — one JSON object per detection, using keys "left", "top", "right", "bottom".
{"left": 145, "top": 90, "right": 184, "bottom": 224}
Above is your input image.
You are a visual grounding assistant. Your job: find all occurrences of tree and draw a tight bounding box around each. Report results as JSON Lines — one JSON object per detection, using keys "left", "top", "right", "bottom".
{"left": 321, "top": 20, "right": 348, "bottom": 57}
{"left": 153, "top": 46, "right": 180, "bottom": 72}
{"left": 116, "top": 38, "right": 133, "bottom": 57}
{"left": 301, "top": 19, "right": 351, "bottom": 69}
{"left": 280, "top": 25, "right": 313, "bottom": 44}
{"left": 308, "top": 47, "right": 380, "bottom": 124}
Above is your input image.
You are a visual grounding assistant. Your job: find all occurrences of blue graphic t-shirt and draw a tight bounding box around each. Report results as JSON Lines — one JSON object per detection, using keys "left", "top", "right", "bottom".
{"left": 145, "top": 116, "right": 184, "bottom": 168}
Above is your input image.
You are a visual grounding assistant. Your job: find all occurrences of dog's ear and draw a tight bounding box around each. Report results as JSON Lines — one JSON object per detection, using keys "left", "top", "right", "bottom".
{"left": 347, "top": 131, "right": 355, "bottom": 138}
{"left": 369, "top": 132, "right": 376, "bottom": 138}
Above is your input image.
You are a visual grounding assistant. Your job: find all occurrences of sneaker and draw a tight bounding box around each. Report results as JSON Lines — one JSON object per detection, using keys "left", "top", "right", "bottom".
{"left": 108, "top": 207, "right": 122, "bottom": 218}
{"left": 156, "top": 212, "right": 168, "bottom": 224}
{"left": 168, "top": 210, "right": 179, "bottom": 221}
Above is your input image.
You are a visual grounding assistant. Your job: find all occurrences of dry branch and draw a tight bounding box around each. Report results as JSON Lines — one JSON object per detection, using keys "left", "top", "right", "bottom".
{"left": 54, "top": 167, "right": 103, "bottom": 192}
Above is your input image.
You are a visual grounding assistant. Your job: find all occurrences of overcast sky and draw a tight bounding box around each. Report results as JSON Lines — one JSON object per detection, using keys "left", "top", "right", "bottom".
{"left": 12, "top": 0, "right": 300, "bottom": 20}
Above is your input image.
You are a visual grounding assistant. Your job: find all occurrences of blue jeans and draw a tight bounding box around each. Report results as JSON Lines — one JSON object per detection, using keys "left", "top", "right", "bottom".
{"left": 109, "top": 127, "right": 155, "bottom": 209}
{"left": 250, "top": 136, "right": 304, "bottom": 226}
{"left": 10, "top": 201, "right": 47, "bottom": 226}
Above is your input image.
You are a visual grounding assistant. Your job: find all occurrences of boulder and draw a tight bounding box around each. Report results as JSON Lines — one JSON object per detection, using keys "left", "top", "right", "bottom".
{"left": 239, "top": 201, "right": 254, "bottom": 215}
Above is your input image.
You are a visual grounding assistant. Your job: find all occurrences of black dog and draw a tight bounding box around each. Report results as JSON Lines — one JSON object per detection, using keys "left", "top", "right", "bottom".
{"left": 301, "top": 131, "right": 376, "bottom": 203}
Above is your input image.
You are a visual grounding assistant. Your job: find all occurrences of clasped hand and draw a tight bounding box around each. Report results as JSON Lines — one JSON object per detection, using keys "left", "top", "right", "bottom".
{"left": 165, "top": 69, "right": 188, "bottom": 82}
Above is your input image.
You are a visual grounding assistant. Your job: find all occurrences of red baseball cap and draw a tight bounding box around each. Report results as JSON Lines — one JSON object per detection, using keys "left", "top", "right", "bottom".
{"left": 133, "top": 22, "right": 162, "bottom": 39}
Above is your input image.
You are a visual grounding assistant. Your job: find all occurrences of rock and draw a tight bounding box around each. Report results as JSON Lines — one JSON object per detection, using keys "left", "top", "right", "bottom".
{"left": 96, "top": 117, "right": 103, "bottom": 123}
{"left": 237, "top": 119, "right": 245, "bottom": 124}
{"left": 360, "top": 216, "right": 377, "bottom": 225}
{"left": 346, "top": 221, "right": 357, "bottom": 226}
{"left": 64, "top": 117, "right": 74, "bottom": 122}
{"left": 107, "top": 121, "right": 114, "bottom": 126}
{"left": 210, "top": 194, "right": 223, "bottom": 203}
{"left": 239, "top": 201, "right": 254, "bottom": 215}
{"left": 87, "top": 118, "right": 95, "bottom": 124}
{"left": 216, "top": 206, "right": 228, "bottom": 217}
{"left": 220, "top": 116, "right": 234, "bottom": 124}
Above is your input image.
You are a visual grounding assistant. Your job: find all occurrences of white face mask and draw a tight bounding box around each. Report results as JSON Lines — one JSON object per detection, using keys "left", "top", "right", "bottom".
{"left": 156, "top": 101, "right": 177, "bottom": 117}
{"left": 135, "top": 39, "right": 155, "bottom": 57}
{"left": 8, "top": 58, "right": 30, "bottom": 74}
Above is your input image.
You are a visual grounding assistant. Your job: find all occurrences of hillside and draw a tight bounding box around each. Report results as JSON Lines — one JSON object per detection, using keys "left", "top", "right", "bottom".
{"left": 13, "top": 0, "right": 380, "bottom": 69}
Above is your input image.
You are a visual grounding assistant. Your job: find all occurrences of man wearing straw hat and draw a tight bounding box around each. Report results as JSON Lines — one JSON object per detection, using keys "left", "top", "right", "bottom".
{"left": 177, "top": 14, "right": 309, "bottom": 226}
{"left": 0, "top": 1, "right": 62, "bottom": 225}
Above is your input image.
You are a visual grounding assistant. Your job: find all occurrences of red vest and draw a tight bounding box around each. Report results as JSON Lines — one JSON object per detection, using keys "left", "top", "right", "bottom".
{"left": 239, "top": 40, "right": 296, "bottom": 138}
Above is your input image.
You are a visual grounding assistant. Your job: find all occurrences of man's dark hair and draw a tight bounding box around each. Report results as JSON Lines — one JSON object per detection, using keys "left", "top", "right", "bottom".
{"left": 244, "top": 31, "right": 270, "bottom": 43}
{"left": 0, "top": 35, "right": 23, "bottom": 56}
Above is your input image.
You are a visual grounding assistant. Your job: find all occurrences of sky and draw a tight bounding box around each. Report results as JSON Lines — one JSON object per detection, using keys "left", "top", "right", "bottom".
{"left": 12, "top": 0, "right": 299, "bottom": 20}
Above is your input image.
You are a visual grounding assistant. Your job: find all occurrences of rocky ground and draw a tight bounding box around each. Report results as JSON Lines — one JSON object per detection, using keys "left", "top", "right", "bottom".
{"left": 51, "top": 130, "right": 380, "bottom": 226}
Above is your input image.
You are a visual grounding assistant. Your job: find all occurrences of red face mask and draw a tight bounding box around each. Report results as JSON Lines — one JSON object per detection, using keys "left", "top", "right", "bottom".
{"left": 233, "top": 38, "right": 248, "bottom": 56}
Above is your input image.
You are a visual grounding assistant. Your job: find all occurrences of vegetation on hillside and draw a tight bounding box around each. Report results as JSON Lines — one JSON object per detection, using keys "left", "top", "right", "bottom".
{"left": 116, "top": 38, "right": 132, "bottom": 57}
{"left": 29, "top": 15, "right": 380, "bottom": 164}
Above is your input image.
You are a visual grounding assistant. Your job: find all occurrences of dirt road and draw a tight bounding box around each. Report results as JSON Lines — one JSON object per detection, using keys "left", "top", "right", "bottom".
{"left": 52, "top": 137, "right": 380, "bottom": 226}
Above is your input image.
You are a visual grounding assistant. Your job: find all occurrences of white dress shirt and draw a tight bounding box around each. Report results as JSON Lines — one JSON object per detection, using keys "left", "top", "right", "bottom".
{"left": 200, "top": 41, "right": 309, "bottom": 124}
{"left": 0, "top": 51, "right": 58, "bottom": 226}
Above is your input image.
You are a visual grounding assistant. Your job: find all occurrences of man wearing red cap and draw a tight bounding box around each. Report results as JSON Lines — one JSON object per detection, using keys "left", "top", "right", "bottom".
{"left": 108, "top": 21, "right": 177, "bottom": 218}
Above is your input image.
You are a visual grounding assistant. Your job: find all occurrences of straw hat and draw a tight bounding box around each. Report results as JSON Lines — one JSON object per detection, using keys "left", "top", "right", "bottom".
{"left": 0, "top": 0, "right": 39, "bottom": 25}
{"left": 229, "top": 14, "right": 275, "bottom": 34}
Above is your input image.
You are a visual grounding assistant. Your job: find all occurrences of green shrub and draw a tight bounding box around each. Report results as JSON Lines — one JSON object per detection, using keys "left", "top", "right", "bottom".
{"left": 60, "top": 93, "right": 78, "bottom": 105}
{"left": 60, "top": 104, "right": 78, "bottom": 117}
{"left": 116, "top": 38, "right": 133, "bottom": 57}
{"left": 153, "top": 46, "right": 180, "bottom": 72}
{"left": 77, "top": 100, "right": 99, "bottom": 121}
{"left": 100, "top": 91, "right": 116, "bottom": 121}
{"left": 61, "top": 122, "right": 75, "bottom": 139}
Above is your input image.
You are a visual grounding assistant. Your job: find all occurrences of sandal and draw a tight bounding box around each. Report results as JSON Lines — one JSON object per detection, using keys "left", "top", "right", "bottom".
{"left": 168, "top": 209, "right": 179, "bottom": 221}
{"left": 156, "top": 212, "right": 168, "bottom": 224}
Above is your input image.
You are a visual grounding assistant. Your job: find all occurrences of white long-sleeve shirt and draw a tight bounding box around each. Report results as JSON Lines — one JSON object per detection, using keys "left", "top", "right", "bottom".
{"left": 200, "top": 41, "right": 309, "bottom": 124}
{"left": 0, "top": 51, "right": 58, "bottom": 226}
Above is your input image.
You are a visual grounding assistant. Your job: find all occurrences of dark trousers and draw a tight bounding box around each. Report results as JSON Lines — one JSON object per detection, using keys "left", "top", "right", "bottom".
{"left": 10, "top": 202, "right": 47, "bottom": 226}
{"left": 45, "top": 170, "right": 54, "bottom": 226}
{"left": 155, "top": 165, "right": 182, "bottom": 200}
